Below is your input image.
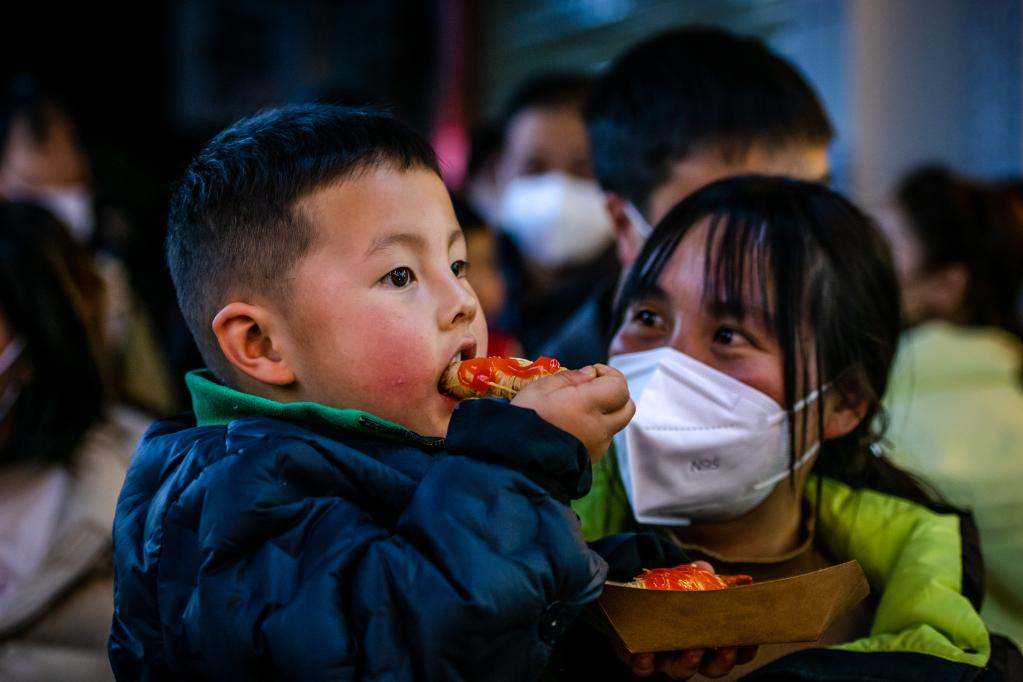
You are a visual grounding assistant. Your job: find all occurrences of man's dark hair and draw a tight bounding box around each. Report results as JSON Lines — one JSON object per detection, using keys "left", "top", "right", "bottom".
{"left": 587, "top": 26, "right": 834, "bottom": 213}
{"left": 498, "top": 73, "right": 594, "bottom": 142}
{"left": 166, "top": 104, "right": 440, "bottom": 378}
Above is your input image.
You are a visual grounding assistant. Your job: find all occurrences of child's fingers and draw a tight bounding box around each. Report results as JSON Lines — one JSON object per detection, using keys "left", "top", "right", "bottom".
{"left": 627, "top": 652, "right": 656, "bottom": 677}
{"left": 560, "top": 366, "right": 597, "bottom": 386}
{"left": 601, "top": 397, "right": 636, "bottom": 434}
{"left": 656, "top": 648, "right": 704, "bottom": 679}
{"left": 575, "top": 367, "right": 631, "bottom": 413}
{"left": 698, "top": 646, "right": 738, "bottom": 678}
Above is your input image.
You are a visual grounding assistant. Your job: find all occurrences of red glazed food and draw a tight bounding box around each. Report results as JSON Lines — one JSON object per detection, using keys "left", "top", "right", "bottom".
{"left": 440, "top": 356, "right": 566, "bottom": 399}
{"left": 626, "top": 564, "right": 754, "bottom": 591}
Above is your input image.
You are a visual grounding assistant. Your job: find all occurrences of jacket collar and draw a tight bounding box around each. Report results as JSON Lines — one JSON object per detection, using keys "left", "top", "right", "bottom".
{"left": 808, "top": 477, "right": 990, "bottom": 667}
{"left": 186, "top": 369, "right": 443, "bottom": 447}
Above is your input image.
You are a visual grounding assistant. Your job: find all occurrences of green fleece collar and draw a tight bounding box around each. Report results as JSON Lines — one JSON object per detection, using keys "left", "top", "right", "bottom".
{"left": 185, "top": 369, "right": 437, "bottom": 445}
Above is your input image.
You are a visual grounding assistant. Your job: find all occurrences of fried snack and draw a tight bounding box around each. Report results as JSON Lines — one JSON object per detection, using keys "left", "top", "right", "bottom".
{"left": 626, "top": 564, "right": 753, "bottom": 591}
{"left": 440, "top": 356, "right": 567, "bottom": 399}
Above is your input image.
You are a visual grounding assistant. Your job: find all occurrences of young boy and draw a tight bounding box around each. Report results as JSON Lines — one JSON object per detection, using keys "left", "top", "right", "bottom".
{"left": 107, "top": 104, "right": 635, "bottom": 681}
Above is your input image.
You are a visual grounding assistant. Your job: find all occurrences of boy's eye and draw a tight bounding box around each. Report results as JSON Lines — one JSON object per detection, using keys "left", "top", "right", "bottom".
{"left": 383, "top": 267, "right": 414, "bottom": 288}
{"left": 451, "top": 260, "right": 470, "bottom": 278}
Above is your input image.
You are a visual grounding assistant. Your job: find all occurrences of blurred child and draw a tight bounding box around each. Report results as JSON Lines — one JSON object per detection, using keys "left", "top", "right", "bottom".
{"left": 108, "top": 104, "right": 635, "bottom": 681}
{"left": 0, "top": 203, "right": 149, "bottom": 682}
{"left": 450, "top": 195, "right": 522, "bottom": 358}
{"left": 575, "top": 175, "right": 1021, "bottom": 679}
{"left": 878, "top": 165, "right": 1023, "bottom": 646}
{"left": 489, "top": 73, "right": 618, "bottom": 354}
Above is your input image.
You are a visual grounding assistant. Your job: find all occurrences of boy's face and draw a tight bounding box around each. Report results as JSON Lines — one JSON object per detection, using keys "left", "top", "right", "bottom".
{"left": 278, "top": 167, "right": 488, "bottom": 437}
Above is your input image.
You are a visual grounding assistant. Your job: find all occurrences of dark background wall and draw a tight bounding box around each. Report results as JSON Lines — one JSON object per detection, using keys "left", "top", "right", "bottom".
{"left": 3, "top": 0, "right": 1020, "bottom": 344}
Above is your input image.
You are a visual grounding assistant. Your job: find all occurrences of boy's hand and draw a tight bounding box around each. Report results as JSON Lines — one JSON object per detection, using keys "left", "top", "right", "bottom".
{"left": 511, "top": 364, "right": 634, "bottom": 462}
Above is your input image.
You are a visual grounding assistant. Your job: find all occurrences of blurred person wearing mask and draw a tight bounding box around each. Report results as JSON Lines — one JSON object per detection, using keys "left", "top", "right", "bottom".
{"left": 451, "top": 194, "right": 523, "bottom": 358}
{"left": 0, "top": 203, "right": 149, "bottom": 682}
{"left": 0, "top": 75, "right": 178, "bottom": 415}
{"left": 490, "top": 73, "right": 618, "bottom": 354}
{"left": 540, "top": 26, "right": 832, "bottom": 370}
{"left": 878, "top": 165, "right": 1023, "bottom": 646}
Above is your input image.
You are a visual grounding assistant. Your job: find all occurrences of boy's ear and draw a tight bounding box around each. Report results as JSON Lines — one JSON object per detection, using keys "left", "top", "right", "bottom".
{"left": 212, "top": 302, "right": 296, "bottom": 386}
{"left": 605, "top": 192, "right": 643, "bottom": 268}
{"left": 822, "top": 387, "right": 870, "bottom": 441}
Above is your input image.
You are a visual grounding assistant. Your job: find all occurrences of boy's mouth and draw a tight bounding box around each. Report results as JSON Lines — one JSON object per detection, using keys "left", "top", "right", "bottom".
{"left": 438, "top": 340, "right": 478, "bottom": 397}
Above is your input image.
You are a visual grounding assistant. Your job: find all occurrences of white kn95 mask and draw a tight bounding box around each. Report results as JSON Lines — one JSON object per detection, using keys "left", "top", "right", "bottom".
{"left": 609, "top": 346, "right": 823, "bottom": 525}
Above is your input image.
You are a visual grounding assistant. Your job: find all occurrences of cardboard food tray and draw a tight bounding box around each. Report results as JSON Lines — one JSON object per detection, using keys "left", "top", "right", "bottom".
{"left": 595, "top": 560, "right": 869, "bottom": 653}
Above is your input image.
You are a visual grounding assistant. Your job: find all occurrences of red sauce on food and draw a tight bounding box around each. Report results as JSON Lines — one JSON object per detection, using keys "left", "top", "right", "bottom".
{"left": 634, "top": 565, "right": 753, "bottom": 591}
{"left": 457, "top": 356, "right": 562, "bottom": 393}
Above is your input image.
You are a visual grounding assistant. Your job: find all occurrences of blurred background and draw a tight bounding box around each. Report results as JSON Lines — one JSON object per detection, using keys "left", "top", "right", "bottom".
{"left": 2, "top": 0, "right": 1020, "bottom": 403}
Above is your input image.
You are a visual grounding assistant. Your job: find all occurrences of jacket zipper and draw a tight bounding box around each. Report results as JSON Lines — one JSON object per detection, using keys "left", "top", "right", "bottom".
{"left": 357, "top": 416, "right": 446, "bottom": 449}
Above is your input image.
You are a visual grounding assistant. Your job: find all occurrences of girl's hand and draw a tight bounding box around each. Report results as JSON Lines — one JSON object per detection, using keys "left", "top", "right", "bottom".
{"left": 622, "top": 645, "right": 758, "bottom": 679}
{"left": 617, "top": 561, "right": 759, "bottom": 679}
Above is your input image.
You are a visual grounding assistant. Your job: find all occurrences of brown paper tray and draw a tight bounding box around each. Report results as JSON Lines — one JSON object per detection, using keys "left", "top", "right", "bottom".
{"left": 595, "top": 560, "right": 869, "bottom": 653}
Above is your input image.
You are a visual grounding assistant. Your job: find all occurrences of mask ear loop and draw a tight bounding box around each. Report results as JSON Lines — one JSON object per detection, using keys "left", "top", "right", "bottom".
{"left": 0, "top": 335, "right": 26, "bottom": 375}
{"left": 0, "top": 335, "right": 27, "bottom": 424}
{"left": 622, "top": 201, "right": 654, "bottom": 239}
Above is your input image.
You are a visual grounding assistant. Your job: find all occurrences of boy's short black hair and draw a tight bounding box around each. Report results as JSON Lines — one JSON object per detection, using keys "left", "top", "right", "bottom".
{"left": 166, "top": 104, "right": 440, "bottom": 379}
{"left": 587, "top": 26, "right": 834, "bottom": 212}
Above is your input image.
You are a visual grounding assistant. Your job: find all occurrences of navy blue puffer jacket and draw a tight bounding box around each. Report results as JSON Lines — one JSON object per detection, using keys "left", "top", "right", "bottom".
{"left": 109, "top": 396, "right": 608, "bottom": 681}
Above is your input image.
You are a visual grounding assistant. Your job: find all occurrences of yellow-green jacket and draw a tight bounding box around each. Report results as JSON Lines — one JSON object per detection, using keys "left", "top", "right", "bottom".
{"left": 575, "top": 447, "right": 1022, "bottom": 680}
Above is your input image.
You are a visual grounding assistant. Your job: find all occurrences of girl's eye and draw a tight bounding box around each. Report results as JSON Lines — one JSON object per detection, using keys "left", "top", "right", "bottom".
{"left": 634, "top": 308, "right": 661, "bottom": 327}
{"left": 713, "top": 326, "right": 749, "bottom": 346}
{"left": 451, "top": 260, "right": 470, "bottom": 278}
{"left": 384, "top": 267, "right": 415, "bottom": 288}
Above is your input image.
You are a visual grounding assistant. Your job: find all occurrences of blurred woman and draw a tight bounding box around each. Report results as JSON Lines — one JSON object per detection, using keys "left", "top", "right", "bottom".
{"left": 878, "top": 165, "right": 1023, "bottom": 646}
{"left": 0, "top": 202, "right": 149, "bottom": 681}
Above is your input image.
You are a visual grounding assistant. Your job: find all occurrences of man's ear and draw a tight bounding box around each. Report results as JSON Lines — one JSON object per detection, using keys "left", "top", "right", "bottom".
{"left": 605, "top": 192, "right": 643, "bottom": 268}
{"left": 212, "top": 302, "right": 296, "bottom": 386}
{"left": 822, "top": 387, "right": 870, "bottom": 441}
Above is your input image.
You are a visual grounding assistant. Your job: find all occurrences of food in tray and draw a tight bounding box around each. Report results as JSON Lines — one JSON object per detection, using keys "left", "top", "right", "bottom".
{"left": 625, "top": 564, "right": 753, "bottom": 591}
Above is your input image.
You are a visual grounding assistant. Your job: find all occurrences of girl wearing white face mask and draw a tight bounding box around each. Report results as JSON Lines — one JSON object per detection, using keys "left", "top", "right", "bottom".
{"left": 574, "top": 176, "right": 1021, "bottom": 681}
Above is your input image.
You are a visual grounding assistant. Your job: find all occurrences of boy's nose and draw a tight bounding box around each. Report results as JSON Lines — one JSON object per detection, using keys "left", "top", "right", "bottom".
{"left": 439, "top": 278, "right": 478, "bottom": 328}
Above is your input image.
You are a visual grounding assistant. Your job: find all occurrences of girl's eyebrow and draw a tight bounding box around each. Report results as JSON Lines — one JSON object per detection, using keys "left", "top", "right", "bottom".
{"left": 633, "top": 282, "right": 671, "bottom": 305}
{"left": 710, "top": 298, "right": 774, "bottom": 326}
